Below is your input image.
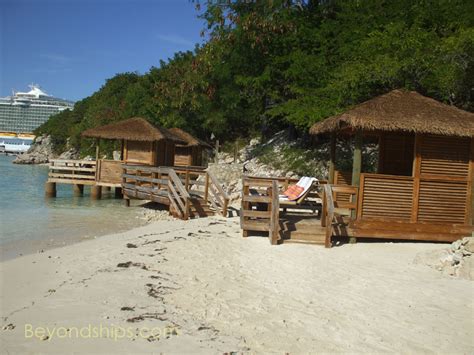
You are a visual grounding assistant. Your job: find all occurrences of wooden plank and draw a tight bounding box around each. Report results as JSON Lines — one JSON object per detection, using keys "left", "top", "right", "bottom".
{"left": 47, "top": 178, "right": 96, "bottom": 186}
{"left": 241, "top": 221, "right": 271, "bottom": 232}
{"left": 243, "top": 195, "right": 271, "bottom": 203}
{"left": 168, "top": 191, "right": 183, "bottom": 218}
{"left": 50, "top": 159, "right": 97, "bottom": 165}
{"left": 168, "top": 181, "right": 186, "bottom": 213}
{"left": 242, "top": 210, "right": 271, "bottom": 218}
{"left": 49, "top": 166, "right": 96, "bottom": 172}
{"left": 49, "top": 173, "right": 95, "bottom": 180}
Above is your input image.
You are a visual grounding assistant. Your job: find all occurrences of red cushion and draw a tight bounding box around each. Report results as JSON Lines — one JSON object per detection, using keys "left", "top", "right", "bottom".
{"left": 283, "top": 185, "right": 304, "bottom": 201}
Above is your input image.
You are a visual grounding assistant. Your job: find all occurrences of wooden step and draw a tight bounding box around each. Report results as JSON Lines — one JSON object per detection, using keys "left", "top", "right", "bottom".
{"left": 189, "top": 198, "right": 215, "bottom": 218}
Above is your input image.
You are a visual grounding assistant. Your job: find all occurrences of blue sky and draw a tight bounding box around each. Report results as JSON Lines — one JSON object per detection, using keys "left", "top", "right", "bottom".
{"left": 0, "top": 0, "right": 204, "bottom": 101}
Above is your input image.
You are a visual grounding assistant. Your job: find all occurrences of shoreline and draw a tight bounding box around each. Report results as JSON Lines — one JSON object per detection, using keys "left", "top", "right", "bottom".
{"left": 1, "top": 216, "right": 473, "bottom": 353}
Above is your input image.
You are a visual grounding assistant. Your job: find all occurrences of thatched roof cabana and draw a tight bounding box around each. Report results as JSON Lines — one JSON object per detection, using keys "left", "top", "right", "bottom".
{"left": 309, "top": 90, "right": 474, "bottom": 137}
{"left": 168, "top": 128, "right": 211, "bottom": 167}
{"left": 168, "top": 128, "right": 212, "bottom": 148}
{"left": 306, "top": 89, "right": 474, "bottom": 245}
{"left": 82, "top": 117, "right": 185, "bottom": 143}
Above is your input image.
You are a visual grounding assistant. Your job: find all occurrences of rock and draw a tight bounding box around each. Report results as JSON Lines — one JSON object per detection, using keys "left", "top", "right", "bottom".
{"left": 415, "top": 237, "right": 474, "bottom": 280}
{"left": 58, "top": 147, "right": 79, "bottom": 160}
{"left": 13, "top": 134, "right": 57, "bottom": 164}
{"left": 113, "top": 150, "right": 121, "bottom": 161}
{"left": 464, "top": 237, "right": 474, "bottom": 253}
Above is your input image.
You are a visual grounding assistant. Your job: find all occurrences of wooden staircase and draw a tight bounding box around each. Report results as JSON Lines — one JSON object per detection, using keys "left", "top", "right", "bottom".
{"left": 189, "top": 196, "right": 216, "bottom": 218}
{"left": 279, "top": 214, "right": 326, "bottom": 245}
{"left": 122, "top": 165, "right": 229, "bottom": 220}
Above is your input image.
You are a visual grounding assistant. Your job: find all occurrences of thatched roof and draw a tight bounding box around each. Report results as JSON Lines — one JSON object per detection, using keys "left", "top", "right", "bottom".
{"left": 309, "top": 90, "right": 474, "bottom": 137}
{"left": 168, "top": 128, "right": 212, "bottom": 148}
{"left": 82, "top": 117, "right": 185, "bottom": 143}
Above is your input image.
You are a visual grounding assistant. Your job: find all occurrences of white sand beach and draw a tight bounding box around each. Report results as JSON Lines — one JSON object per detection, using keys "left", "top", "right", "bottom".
{"left": 1, "top": 215, "right": 473, "bottom": 353}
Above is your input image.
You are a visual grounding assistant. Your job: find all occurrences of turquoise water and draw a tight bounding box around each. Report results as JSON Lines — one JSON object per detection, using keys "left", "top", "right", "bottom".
{"left": 0, "top": 155, "right": 144, "bottom": 260}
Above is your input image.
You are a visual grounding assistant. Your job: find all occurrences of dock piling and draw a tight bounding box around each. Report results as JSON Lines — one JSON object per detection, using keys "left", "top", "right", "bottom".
{"left": 73, "top": 184, "right": 84, "bottom": 197}
{"left": 45, "top": 182, "right": 57, "bottom": 198}
{"left": 114, "top": 187, "right": 123, "bottom": 198}
{"left": 91, "top": 185, "right": 102, "bottom": 200}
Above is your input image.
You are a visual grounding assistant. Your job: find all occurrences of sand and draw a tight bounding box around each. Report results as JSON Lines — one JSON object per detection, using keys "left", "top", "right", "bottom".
{"left": 1, "top": 216, "right": 473, "bottom": 353}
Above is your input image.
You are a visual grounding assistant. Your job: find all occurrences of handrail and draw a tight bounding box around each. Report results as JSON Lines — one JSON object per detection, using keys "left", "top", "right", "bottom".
{"left": 121, "top": 164, "right": 229, "bottom": 219}
{"left": 50, "top": 159, "right": 97, "bottom": 165}
{"left": 321, "top": 184, "right": 358, "bottom": 248}
{"left": 322, "top": 184, "right": 335, "bottom": 248}
{"left": 48, "top": 159, "right": 97, "bottom": 183}
{"left": 206, "top": 171, "right": 230, "bottom": 217}
{"left": 167, "top": 169, "right": 191, "bottom": 219}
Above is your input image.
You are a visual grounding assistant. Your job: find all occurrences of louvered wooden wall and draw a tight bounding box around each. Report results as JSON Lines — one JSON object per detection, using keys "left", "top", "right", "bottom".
{"left": 417, "top": 180, "right": 468, "bottom": 224}
{"left": 415, "top": 135, "right": 471, "bottom": 225}
{"left": 334, "top": 171, "right": 353, "bottom": 203}
{"left": 358, "top": 134, "right": 472, "bottom": 225}
{"left": 419, "top": 135, "right": 470, "bottom": 178}
{"left": 358, "top": 175, "right": 413, "bottom": 221}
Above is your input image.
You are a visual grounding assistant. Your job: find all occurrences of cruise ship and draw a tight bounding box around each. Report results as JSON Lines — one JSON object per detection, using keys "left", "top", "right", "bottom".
{"left": 0, "top": 84, "right": 74, "bottom": 153}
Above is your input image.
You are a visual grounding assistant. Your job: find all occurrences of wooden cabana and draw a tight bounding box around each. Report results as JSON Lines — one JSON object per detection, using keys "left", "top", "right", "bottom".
{"left": 168, "top": 128, "right": 211, "bottom": 167}
{"left": 310, "top": 90, "right": 474, "bottom": 244}
{"left": 81, "top": 117, "right": 184, "bottom": 186}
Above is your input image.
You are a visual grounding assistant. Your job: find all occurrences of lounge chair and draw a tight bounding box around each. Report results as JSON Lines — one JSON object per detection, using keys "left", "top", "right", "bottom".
{"left": 279, "top": 177, "right": 321, "bottom": 213}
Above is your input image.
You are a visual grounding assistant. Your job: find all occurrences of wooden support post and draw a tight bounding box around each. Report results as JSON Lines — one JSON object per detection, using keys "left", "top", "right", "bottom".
{"left": 115, "top": 187, "right": 123, "bottom": 198}
{"left": 350, "top": 130, "right": 362, "bottom": 243}
{"left": 270, "top": 180, "right": 279, "bottom": 245}
{"left": 185, "top": 169, "right": 190, "bottom": 192}
{"left": 377, "top": 133, "right": 384, "bottom": 173}
{"left": 329, "top": 132, "right": 336, "bottom": 184}
{"left": 73, "top": 184, "right": 84, "bottom": 197}
{"left": 95, "top": 139, "right": 100, "bottom": 160}
{"left": 91, "top": 185, "right": 102, "bottom": 200}
{"left": 204, "top": 173, "right": 209, "bottom": 203}
{"left": 214, "top": 139, "right": 219, "bottom": 163}
{"left": 45, "top": 182, "right": 56, "bottom": 198}
{"left": 124, "top": 197, "right": 130, "bottom": 207}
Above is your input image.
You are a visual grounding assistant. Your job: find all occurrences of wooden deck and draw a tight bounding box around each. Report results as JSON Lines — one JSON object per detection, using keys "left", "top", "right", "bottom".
{"left": 240, "top": 174, "right": 471, "bottom": 247}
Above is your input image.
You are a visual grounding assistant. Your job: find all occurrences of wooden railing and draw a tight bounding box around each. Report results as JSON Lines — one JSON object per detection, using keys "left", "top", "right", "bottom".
{"left": 122, "top": 164, "right": 229, "bottom": 219}
{"left": 48, "top": 159, "right": 97, "bottom": 185}
{"left": 96, "top": 159, "right": 123, "bottom": 185}
{"left": 122, "top": 165, "right": 191, "bottom": 219}
{"left": 167, "top": 169, "right": 191, "bottom": 219}
{"left": 241, "top": 176, "right": 280, "bottom": 244}
{"left": 206, "top": 171, "right": 230, "bottom": 217}
{"left": 173, "top": 166, "right": 229, "bottom": 217}
{"left": 321, "top": 184, "right": 358, "bottom": 247}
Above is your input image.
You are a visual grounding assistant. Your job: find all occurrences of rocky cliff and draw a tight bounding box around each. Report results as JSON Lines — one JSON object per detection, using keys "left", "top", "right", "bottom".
{"left": 13, "top": 135, "right": 79, "bottom": 164}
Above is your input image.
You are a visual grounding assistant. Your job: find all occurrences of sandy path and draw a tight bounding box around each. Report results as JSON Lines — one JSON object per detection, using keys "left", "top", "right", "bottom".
{"left": 1, "top": 216, "right": 473, "bottom": 353}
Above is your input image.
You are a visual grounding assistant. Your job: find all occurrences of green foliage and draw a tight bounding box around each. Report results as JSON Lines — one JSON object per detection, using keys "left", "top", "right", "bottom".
{"left": 38, "top": 0, "right": 473, "bottom": 153}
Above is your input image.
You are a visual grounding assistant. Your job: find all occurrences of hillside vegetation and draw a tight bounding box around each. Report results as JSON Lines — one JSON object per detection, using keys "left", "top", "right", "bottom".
{"left": 36, "top": 0, "right": 474, "bottom": 154}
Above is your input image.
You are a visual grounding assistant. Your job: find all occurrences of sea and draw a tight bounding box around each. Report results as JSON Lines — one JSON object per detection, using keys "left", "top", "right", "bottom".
{"left": 0, "top": 155, "right": 145, "bottom": 260}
